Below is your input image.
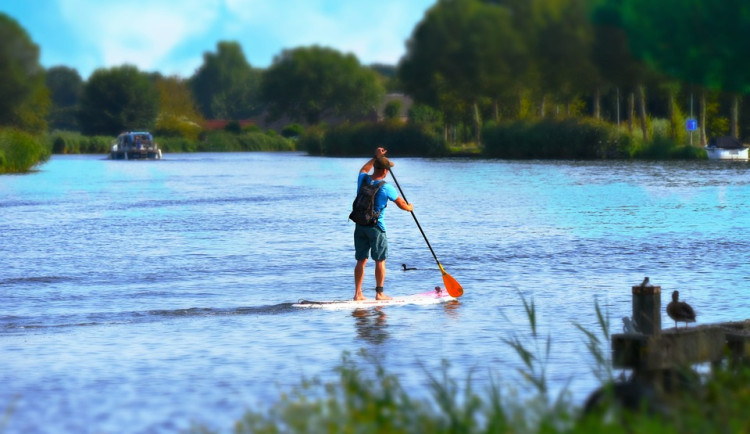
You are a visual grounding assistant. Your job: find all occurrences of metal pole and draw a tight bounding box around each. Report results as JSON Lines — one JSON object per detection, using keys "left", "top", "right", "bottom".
{"left": 690, "top": 93, "right": 694, "bottom": 145}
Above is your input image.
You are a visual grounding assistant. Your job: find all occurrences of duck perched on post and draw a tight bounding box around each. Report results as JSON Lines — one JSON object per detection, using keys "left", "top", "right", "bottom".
{"left": 666, "top": 290, "right": 696, "bottom": 328}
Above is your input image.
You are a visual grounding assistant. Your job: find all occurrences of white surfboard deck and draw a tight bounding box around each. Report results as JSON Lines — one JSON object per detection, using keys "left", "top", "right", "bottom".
{"left": 293, "top": 288, "right": 454, "bottom": 309}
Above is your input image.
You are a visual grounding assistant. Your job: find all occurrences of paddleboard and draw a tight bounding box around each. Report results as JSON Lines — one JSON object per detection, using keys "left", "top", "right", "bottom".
{"left": 293, "top": 287, "right": 454, "bottom": 309}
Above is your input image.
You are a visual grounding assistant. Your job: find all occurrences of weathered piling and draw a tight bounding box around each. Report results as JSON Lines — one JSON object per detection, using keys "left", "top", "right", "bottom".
{"left": 589, "top": 283, "right": 750, "bottom": 412}
{"left": 722, "top": 320, "right": 750, "bottom": 363}
{"left": 613, "top": 284, "right": 750, "bottom": 371}
{"left": 631, "top": 283, "right": 661, "bottom": 335}
{"left": 613, "top": 325, "right": 726, "bottom": 370}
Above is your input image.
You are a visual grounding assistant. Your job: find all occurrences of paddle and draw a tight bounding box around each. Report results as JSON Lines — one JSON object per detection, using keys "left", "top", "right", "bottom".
{"left": 388, "top": 168, "right": 463, "bottom": 298}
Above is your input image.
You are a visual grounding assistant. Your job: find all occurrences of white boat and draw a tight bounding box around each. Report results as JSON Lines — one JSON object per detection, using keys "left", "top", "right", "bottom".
{"left": 110, "top": 131, "right": 162, "bottom": 160}
{"left": 706, "top": 136, "right": 748, "bottom": 161}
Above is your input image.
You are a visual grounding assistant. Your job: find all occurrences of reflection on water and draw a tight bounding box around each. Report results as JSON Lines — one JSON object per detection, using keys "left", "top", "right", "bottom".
{"left": 442, "top": 300, "right": 462, "bottom": 318}
{"left": 352, "top": 307, "right": 389, "bottom": 344}
{"left": 351, "top": 300, "right": 461, "bottom": 345}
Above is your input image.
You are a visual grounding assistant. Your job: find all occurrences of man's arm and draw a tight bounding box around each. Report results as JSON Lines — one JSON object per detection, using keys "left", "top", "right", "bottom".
{"left": 394, "top": 197, "right": 413, "bottom": 212}
{"left": 359, "top": 158, "right": 375, "bottom": 174}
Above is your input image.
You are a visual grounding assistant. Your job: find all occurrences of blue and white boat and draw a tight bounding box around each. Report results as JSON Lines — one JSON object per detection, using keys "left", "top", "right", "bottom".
{"left": 110, "top": 131, "right": 162, "bottom": 160}
{"left": 706, "top": 136, "right": 748, "bottom": 161}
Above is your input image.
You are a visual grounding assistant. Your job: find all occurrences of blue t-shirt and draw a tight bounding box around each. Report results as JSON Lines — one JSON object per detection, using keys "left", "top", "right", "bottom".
{"left": 357, "top": 172, "right": 399, "bottom": 231}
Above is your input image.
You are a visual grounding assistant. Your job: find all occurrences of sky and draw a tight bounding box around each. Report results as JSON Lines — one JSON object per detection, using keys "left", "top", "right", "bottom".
{"left": 1, "top": 0, "right": 437, "bottom": 79}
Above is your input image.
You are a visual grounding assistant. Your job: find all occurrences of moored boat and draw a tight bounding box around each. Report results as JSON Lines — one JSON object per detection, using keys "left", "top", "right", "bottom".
{"left": 705, "top": 136, "right": 748, "bottom": 161}
{"left": 110, "top": 131, "right": 162, "bottom": 160}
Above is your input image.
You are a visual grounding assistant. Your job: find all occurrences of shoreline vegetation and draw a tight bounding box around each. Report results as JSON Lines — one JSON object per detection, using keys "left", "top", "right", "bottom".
{"left": 190, "top": 299, "right": 750, "bottom": 433}
{"left": 45, "top": 128, "right": 296, "bottom": 156}
{"left": 0, "top": 129, "right": 51, "bottom": 174}
{"left": 1, "top": 118, "right": 707, "bottom": 174}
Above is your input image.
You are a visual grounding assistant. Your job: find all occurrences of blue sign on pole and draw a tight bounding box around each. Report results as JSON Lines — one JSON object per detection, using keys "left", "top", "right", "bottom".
{"left": 686, "top": 118, "right": 698, "bottom": 131}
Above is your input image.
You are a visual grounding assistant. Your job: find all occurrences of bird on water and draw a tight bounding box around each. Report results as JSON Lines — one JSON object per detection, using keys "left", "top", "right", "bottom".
{"left": 666, "top": 290, "right": 696, "bottom": 328}
{"left": 401, "top": 264, "right": 417, "bottom": 271}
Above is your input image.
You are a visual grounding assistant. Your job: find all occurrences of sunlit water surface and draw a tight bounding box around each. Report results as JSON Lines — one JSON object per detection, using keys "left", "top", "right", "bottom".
{"left": 1, "top": 153, "right": 749, "bottom": 432}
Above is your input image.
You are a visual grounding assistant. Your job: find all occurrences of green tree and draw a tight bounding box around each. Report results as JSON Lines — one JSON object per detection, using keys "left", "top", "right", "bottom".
{"left": 46, "top": 66, "right": 83, "bottom": 131}
{"left": 621, "top": 0, "right": 750, "bottom": 94}
{"left": 486, "top": 0, "right": 539, "bottom": 108}
{"left": 154, "top": 75, "right": 203, "bottom": 140}
{"left": 260, "top": 45, "right": 384, "bottom": 124}
{"left": 619, "top": 0, "right": 750, "bottom": 140}
{"left": 0, "top": 13, "right": 49, "bottom": 132}
{"left": 591, "top": 0, "right": 652, "bottom": 139}
{"left": 399, "top": 0, "right": 527, "bottom": 143}
{"left": 189, "top": 41, "right": 262, "bottom": 120}
{"left": 78, "top": 65, "right": 158, "bottom": 136}
{"left": 590, "top": 2, "right": 638, "bottom": 122}
{"left": 532, "top": 0, "right": 598, "bottom": 118}
{"left": 369, "top": 63, "right": 402, "bottom": 92}
{"left": 281, "top": 123, "right": 304, "bottom": 138}
{"left": 384, "top": 100, "right": 402, "bottom": 121}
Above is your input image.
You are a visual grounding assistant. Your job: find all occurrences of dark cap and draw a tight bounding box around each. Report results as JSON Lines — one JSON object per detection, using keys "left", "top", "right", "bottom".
{"left": 373, "top": 156, "right": 393, "bottom": 169}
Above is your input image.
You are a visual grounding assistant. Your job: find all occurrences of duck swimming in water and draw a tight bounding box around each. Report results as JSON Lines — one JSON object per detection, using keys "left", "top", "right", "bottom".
{"left": 401, "top": 264, "right": 417, "bottom": 271}
{"left": 666, "top": 290, "right": 696, "bottom": 328}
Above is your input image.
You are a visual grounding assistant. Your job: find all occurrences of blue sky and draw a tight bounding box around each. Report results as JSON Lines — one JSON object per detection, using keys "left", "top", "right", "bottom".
{"left": 1, "top": 0, "right": 437, "bottom": 79}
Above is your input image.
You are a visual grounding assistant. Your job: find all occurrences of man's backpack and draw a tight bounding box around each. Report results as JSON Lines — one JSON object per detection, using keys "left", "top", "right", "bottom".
{"left": 349, "top": 175, "right": 385, "bottom": 226}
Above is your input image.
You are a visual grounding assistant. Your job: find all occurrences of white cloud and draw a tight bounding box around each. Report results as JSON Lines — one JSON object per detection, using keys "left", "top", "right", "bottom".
{"left": 223, "top": 0, "right": 430, "bottom": 65}
{"left": 48, "top": 0, "right": 434, "bottom": 77}
{"left": 58, "top": 0, "right": 221, "bottom": 73}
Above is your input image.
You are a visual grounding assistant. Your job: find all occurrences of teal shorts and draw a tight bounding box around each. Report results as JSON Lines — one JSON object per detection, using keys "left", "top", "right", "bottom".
{"left": 354, "top": 225, "right": 388, "bottom": 261}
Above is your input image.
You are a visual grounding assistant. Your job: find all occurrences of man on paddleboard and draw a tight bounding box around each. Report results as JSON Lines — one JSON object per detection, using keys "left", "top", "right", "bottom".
{"left": 353, "top": 147, "right": 413, "bottom": 301}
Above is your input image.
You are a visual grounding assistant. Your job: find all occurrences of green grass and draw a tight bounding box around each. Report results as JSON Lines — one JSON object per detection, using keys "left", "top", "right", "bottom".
{"left": 447, "top": 142, "right": 482, "bottom": 155}
{"left": 41, "top": 130, "right": 297, "bottom": 155}
{"left": 481, "top": 119, "right": 707, "bottom": 160}
{"left": 300, "top": 121, "right": 448, "bottom": 157}
{"left": 194, "top": 130, "right": 296, "bottom": 152}
{"left": 0, "top": 128, "right": 50, "bottom": 173}
{"left": 46, "top": 130, "right": 111, "bottom": 154}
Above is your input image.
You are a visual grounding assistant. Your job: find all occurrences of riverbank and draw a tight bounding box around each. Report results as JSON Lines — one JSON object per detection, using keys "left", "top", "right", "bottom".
{"left": 46, "top": 129, "right": 296, "bottom": 156}
{"left": 298, "top": 118, "right": 708, "bottom": 160}
{"left": 0, "top": 118, "right": 712, "bottom": 175}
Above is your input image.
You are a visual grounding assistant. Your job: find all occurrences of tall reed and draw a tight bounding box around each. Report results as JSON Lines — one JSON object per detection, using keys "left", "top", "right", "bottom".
{"left": 0, "top": 128, "right": 50, "bottom": 173}
{"left": 47, "top": 130, "right": 111, "bottom": 154}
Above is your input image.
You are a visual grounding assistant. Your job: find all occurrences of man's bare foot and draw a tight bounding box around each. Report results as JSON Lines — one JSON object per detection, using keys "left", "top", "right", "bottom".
{"left": 375, "top": 293, "right": 392, "bottom": 300}
{"left": 353, "top": 293, "right": 367, "bottom": 301}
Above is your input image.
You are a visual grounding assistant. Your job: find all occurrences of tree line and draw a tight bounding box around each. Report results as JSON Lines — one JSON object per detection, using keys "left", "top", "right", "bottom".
{"left": 400, "top": 0, "right": 750, "bottom": 147}
{"left": 3, "top": 0, "right": 750, "bottom": 170}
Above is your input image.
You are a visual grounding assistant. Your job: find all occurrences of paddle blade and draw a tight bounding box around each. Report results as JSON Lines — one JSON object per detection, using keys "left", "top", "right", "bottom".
{"left": 439, "top": 266, "right": 463, "bottom": 298}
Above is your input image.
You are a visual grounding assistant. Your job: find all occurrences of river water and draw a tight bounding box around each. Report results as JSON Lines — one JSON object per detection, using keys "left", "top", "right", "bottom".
{"left": 1, "top": 153, "right": 749, "bottom": 433}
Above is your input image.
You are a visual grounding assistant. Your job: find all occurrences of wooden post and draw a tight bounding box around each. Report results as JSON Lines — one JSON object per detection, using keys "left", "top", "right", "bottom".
{"left": 632, "top": 284, "right": 661, "bottom": 335}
